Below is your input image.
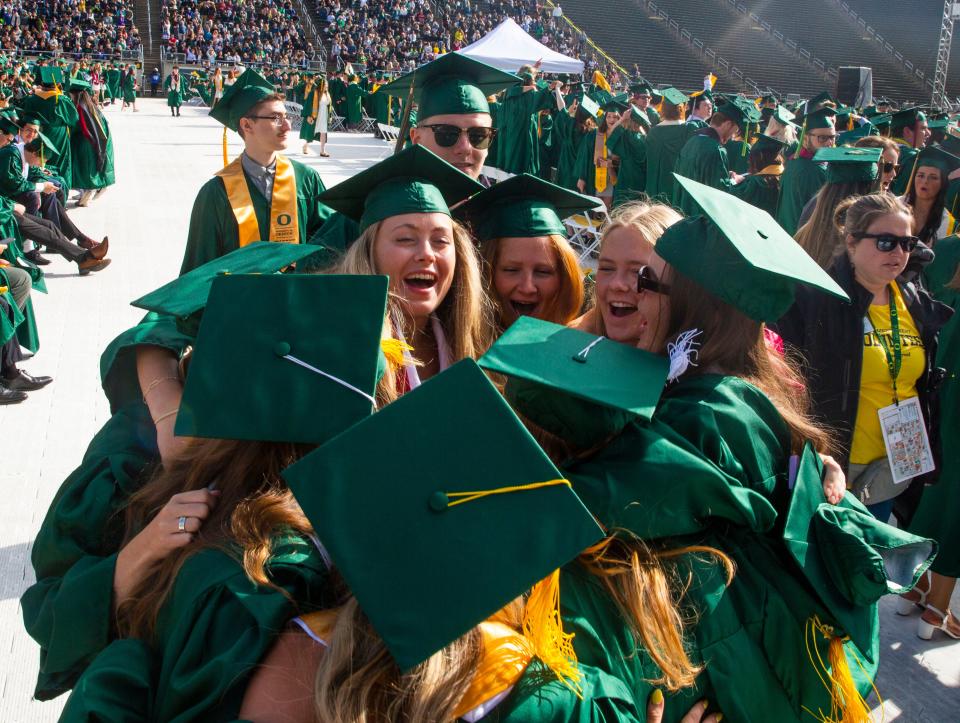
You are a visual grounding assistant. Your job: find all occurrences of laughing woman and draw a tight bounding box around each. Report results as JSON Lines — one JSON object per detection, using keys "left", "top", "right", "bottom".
{"left": 455, "top": 174, "right": 594, "bottom": 333}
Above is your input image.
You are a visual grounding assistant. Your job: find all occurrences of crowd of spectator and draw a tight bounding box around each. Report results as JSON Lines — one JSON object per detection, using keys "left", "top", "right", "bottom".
{"left": 317, "top": 0, "right": 621, "bottom": 79}
{"left": 161, "top": 0, "right": 318, "bottom": 67}
{"left": 0, "top": 0, "right": 140, "bottom": 55}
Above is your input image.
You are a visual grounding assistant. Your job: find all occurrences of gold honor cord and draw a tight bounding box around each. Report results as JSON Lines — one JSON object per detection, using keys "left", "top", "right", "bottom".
{"left": 441, "top": 479, "right": 572, "bottom": 508}
{"left": 215, "top": 155, "right": 300, "bottom": 247}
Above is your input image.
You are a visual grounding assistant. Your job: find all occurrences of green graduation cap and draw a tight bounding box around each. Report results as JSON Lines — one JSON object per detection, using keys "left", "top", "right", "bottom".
{"left": 24, "top": 130, "right": 56, "bottom": 156}
{"left": 912, "top": 144, "right": 960, "bottom": 177}
{"left": 813, "top": 146, "right": 881, "bottom": 184}
{"left": 661, "top": 174, "right": 850, "bottom": 322}
{"left": 870, "top": 113, "right": 892, "bottom": 130}
{"left": 282, "top": 358, "right": 604, "bottom": 671}
{"left": 714, "top": 96, "right": 760, "bottom": 125}
{"left": 381, "top": 53, "right": 520, "bottom": 121}
{"left": 0, "top": 115, "right": 19, "bottom": 135}
{"left": 577, "top": 94, "right": 601, "bottom": 121}
{"left": 802, "top": 106, "right": 837, "bottom": 131}
{"left": 783, "top": 444, "right": 937, "bottom": 652}
{"left": 38, "top": 66, "right": 63, "bottom": 86}
{"left": 658, "top": 86, "right": 689, "bottom": 107}
{"left": 630, "top": 105, "right": 651, "bottom": 130}
{"left": 838, "top": 121, "right": 878, "bottom": 146}
{"left": 771, "top": 105, "right": 797, "bottom": 127}
{"left": 175, "top": 274, "right": 388, "bottom": 444}
{"left": 68, "top": 78, "right": 92, "bottom": 92}
{"left": 478, "top": 316, "right": 670, "bottom": 446}
{"left": 751, "top": 134, "right": 788, "bottom": 154}
{"left": 132, "top": 241, "right": 322, "bottom": 320}
{"left": 805, "top": 91, "right": 836, "bottom": 114}
{"left": 602, "top": 97, "right": 630, "bottom": 113}
{"left": 319, "top": 145, "right": 483, "bottom": 232}
{"left": 927, "top": 118, "right": 951, "bottom": 131}
{"left": 208, "top": 68, "right": 276, "bottom": 132}
{"left": 16, "top": 111, "right": 44, "bottom": 129}
{"left": 455, "top": 173, "right": 596, "bottom": 241}
{"left": 629, "top": 79, "right": 653, "bottom": 95}
{"left": 891, "top": 107, "right": 927, "bottom": 132}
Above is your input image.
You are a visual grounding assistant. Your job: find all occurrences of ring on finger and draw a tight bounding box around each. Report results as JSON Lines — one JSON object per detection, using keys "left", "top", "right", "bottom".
{"left": 178, "top": 515, "right": 188, "bottom": 532}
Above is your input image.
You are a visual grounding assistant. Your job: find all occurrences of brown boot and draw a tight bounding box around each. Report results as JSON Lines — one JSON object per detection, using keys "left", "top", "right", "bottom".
{"left": 78, "top": 256, "right": 111, "bottom": 275}
{"left": 89, "top": 237, "right": 109, "bottom": 260}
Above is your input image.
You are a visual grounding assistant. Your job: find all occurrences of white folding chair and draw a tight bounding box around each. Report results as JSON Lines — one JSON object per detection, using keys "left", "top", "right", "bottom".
{"left": 377, "top": 123, "right": 400, "bottom": 144}
{"left": 479, "top": 166, "right": 515, "bottom": 185}
{"left": 358, "top": 113, "right": 377, "bottom": 133}
{"left": 329, "top": 113, "right": 346, "bottom": 131}
{"left": 564, "top": 196, "right": 610, "bottom": 262}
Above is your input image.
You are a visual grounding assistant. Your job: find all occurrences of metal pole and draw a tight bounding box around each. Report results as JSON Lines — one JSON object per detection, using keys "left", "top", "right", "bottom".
{"left": 932, "top": 1, "right": 956, "bottom": 108}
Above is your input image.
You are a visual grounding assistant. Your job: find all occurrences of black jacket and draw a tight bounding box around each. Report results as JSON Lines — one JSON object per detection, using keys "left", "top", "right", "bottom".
{"left": 776, "top": 253, "right": 953, "bottom": 472}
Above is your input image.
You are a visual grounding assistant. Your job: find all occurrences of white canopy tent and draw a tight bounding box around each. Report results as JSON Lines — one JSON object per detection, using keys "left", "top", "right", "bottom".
{"left": 457, "top": 18, "right": 584, "bottom": 75}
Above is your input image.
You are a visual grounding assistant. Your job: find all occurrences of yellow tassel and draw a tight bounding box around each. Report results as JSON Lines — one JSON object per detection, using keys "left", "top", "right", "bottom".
{"left": 522, "top": 569, "right": 582, "bottom": 697}
{"left": 802, "top": 616, "right": 873, "bottom": 723}
{"left": 379, "top": 338, "right": 412, "bottom": 371}
{"left": 222, "top": 126, "right": 229, "bottom": 168}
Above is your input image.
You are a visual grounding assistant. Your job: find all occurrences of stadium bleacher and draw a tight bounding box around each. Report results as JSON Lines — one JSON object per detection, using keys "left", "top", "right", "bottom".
{"left": 0, "top": 0, "right": 141, "bottom": 55}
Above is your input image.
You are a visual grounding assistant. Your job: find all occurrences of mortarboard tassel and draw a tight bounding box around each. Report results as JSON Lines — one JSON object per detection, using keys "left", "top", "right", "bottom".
{"left": 523, "top": 569, "right": 582, "bottom": 697}
{"left": 222, "top": 126, "right": 229, "bottom": 168}
{"left": 802, "top": 615, "right": 876, "bottom": 723}
{"left": 380, "top": 338, "right": 413, "bottom": 371}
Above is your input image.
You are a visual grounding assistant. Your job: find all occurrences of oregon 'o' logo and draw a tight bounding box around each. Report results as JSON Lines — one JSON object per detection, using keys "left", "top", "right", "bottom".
{"left": 277, "top": 213, "right": 293, "bottom": 226}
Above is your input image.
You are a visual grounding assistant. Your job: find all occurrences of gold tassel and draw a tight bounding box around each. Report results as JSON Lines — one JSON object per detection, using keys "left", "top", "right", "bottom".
{"left": 802, "top": 616, "right": 873, "bottom": 723}
{"left": 523, "top": 569, "right": 582, "bottom": 697}
{"left": 379, "top": 338, "right": 412, "bottom": 371}
{"left": 222, "top": 127, "right": 229, "bottom": 168}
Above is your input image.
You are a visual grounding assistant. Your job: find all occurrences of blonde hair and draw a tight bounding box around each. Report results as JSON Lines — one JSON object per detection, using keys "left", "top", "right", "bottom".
{"left": 314, "top": 596, "right": 520, "bottom": 722}
{"left": 577, "top": 200, "right": 682, "bottom": 335}
{"left": 335, "top": 217, "right": 495, "bottom": 365}
{"left": 481, "top": 234, "right": 585, "bottom": 331}
{"left": 764, "top": 117, "right": 798, "bottom": 146}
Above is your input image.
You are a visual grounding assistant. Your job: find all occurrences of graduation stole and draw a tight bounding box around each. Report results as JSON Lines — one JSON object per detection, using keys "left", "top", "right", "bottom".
{"left": 35, "top": 87, "right": 62, "bottom": 104}
{"left": 170, "top": 74, "right": 180, "bottom": 92}
{"left": 594, "top": 131, "right": 608, "bottom": 193}
{"left": 215, "top": 155, "right": 299, "bottom": 247}
{"left": 757, "top": 163, "right": 784, "bottom": 176}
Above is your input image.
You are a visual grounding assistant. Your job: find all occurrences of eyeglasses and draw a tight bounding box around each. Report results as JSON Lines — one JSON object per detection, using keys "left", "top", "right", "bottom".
{"left": 637, "top": 265, "right": 671, "bottom": 295}
{"left": 421, "top": 124, "right": 497, "bottom": 149}
{"left": 881, "top": 162, "right": 902, "bottom": 175}
{"left": 247, "top": 113, "right": 289, "bottom": 126}
{"left": 852, "top": 232, "right": 920, "bottom": 253}
{"left": 810, "top": 133, "right": 837, "bottom": 143}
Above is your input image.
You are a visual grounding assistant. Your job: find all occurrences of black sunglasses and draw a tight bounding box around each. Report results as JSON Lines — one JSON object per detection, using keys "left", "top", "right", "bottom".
{"left": 881, "top": 162, "right": 902, "bottom": 174}
{"left": 637, "top": 265, "right": 671, "bottom": 295}
{"left": 852, "top": 232, "right": 920, "bottom": 253}
{"left": 421, "top": 124, "right": 497, "bottom": 149}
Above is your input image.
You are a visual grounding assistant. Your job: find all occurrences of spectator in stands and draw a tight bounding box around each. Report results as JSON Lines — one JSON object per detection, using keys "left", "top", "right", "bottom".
{"left": 0, "top": 1, "right": 141, "bottom": 56}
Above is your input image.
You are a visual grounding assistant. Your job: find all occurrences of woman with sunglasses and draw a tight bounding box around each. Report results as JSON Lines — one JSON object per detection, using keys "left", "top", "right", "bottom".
{"left": 780, "top": 192, "right": 952, "bottom": 521}
{"left": 855, "top": 135, "right": 900, "bottom": 192}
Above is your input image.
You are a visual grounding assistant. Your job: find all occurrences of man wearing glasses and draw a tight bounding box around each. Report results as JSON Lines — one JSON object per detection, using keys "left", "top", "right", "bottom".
{"left": 777, "top": 105, "right": 838, "bottom": 235}
{"left": 629, "top": 79, "right": 660, "bottom": 126}
{"left": 381, "top": 54, "right": 521, "bottom": 182}
{"left": 179, "top": 69, "right": 337, "bottom": 274}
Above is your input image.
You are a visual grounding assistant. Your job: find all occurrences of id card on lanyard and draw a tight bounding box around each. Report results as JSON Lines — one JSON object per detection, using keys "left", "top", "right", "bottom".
{"left": 865, "top": 291, "right": 935, "bottom": 484}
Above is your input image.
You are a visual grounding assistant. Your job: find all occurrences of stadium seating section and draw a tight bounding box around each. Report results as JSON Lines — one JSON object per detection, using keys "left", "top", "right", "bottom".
{"left": 0, "top": 1, "right": 141, "bottom": 55}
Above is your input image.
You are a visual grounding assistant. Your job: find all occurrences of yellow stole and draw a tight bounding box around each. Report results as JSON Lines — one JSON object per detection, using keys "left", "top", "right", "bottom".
{"left": 35, "top": 87, "right": 62, "bottom": 103}
{"left": 215, "top": 154, "right": 299, "bottom": 247}
{"left": 757, "top": 163, "right": 785, "bottom": 176}
{"left": 594, "top": 132, "right": 608, "bottom": 193}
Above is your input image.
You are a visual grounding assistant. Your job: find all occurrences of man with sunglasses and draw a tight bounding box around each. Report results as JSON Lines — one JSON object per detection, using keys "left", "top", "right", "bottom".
{"left": 629, "top": 79, "right": 660, "bottom": 126}
{"left": 777, "top": 104, "right": 837, "bottom": 235}
{"left": 179, "top": 69, "right": 337, "bottom": 274}
{"left": 382, "top": 54, "right": 521, "bottom": 182}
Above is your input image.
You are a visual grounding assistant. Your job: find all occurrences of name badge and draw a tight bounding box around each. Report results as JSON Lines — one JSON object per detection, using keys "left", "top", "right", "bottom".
{"left": 878, "top": 396, "right": 935, "bottom": 484}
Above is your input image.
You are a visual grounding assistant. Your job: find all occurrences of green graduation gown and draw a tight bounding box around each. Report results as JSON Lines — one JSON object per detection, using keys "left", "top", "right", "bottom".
{"left": 606, "top": 126, "right": 647, "bottom": 207}
{"left": 0, "top": 196, "right": 42, "bottom": 351}
{"left": 644, "top": 122, "right": 694, "bottom": 203}
{"left": 179, "top": 159, "right": 335, "bottom": 274}
{"left": 554, "top": 112, "right": 591, "bottom": 192}
{"left": 70, "top": 107, "right": 115, "bottom": 191}
{"left": 723, "top": 139, "right": 751, "bottom": 175}
{"left": 644, "top": 105, "right": 661, "bottom": 126}
{"left": 105, "top": 69, "right": 121, "bottom": 101}
{"left": 562, "top": 375, "right": 887, "bottom": 722}
{"left": 0, "top": 270, "right": 26, "bottom": 346}
{"left": 16, "top": 91, "right": 79, "bottom": 193}
{"left": 20, "top": 402, "right": 158, "bottom": 699}
{"left": 330, "top": 76, "right": 347, "bottom": 117}
{"left": 121, "top": 73, "right": 136, "bottom": 103}
{"left": 889, "top": 142, "right": 919, "bottom": 196}
{"left": 344, "top": 82, "right": 368, "bottom": 126}
{"left": 164, "top": 74, "right": 183, "bottom": 107}
{"left": 497, "top": 85, "right": 555, "bottom": 176}
{"left": 777, "top": 156, "right": 827, "bottom": 235}
{"left": 671, "top": 131, "right": 734, "bottom": 216}
{"left": 0, "top": 142, "right": 38, "bottom": 198}
{"left": 574, "top": 129, "right": 602, "bottom": 197}
{"left": 910, "top": 235, "right": 960, "bottom": 576}
{"left": 729, "top": 173, "right": 781, "bottom": 216}
{"left": 298, "top": 85, "right": 321, "bottom": 142}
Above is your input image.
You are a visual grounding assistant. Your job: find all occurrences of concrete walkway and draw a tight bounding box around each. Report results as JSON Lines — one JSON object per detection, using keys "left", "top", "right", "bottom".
{"left": 0, "top": 97, "right": 957, "bottom": 721}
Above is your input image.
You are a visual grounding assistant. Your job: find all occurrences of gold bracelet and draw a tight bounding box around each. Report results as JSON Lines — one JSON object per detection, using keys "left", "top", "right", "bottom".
{"left": 143, "top": 376, "right": 181, "bottom": 401}
{"left": 152, "top": 409, "right": 178, "bottom": 426}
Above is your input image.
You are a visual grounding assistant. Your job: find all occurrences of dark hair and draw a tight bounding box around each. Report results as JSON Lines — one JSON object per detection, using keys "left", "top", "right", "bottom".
{"left": 795, "top": 178, "right": 881, "bottom": 267}
{"left": 238, "top": 92, "right": 286, "bottom": 138}
{"left": 905, "top": 164, "right": 947, "bottom": 244}
{"left": 747, "top": 144, "right": 783, "bottom": 175}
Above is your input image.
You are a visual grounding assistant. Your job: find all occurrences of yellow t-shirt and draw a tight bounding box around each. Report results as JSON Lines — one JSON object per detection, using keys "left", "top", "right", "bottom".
{"left": 849, "top": 284, "right": 925, "bottom": 464}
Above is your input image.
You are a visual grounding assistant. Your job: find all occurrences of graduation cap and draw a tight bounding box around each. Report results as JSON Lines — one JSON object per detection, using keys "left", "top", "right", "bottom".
{"left": 68, "top": 78, "right": 92, "bottom": 92}
{"left": 629, "top": 79, "right": 653, "bottom": 95}
{"left": 714, "top": 96, "right": 760, "bottom": 125}
{"left": 0, "top": 115, "right": 19, "bottom": 135}
{"left": 837, "top": 122, "right": 878, "bottom": 146}
{"left": 282, "top": 359, "right": 604, "bottom": 672}
{"left": 751, "top": 134, "right": 788, "bottom": 154}
{"left": 660, "top": 174, "right": 849, "bottom": 322}
{"left": 783, "top": 443, "right": 937, "bottom": 652}
{"left": 318, "top": 145, "right": 483, "bottom": 232}
{"left": 24, "top": 130, "right": 56, "bottom": 157}
{"left": 38, "top": 66, "right": 63, "bottom": 86}
{"left": 927, "top": 118, "right": 951, "bottom": 131}
{"left": 870, "top": 113, "right": 892, "bottom": 130}
{"left": 478, "top": 316, "right": 670, "bottom": 447}
{"left": 911, "top": 144, "right": 960, "bottom": 177}
{"left": 208, "top": 68, "right": 277, "bottom": 132}
{"left": 890, "top": 107, "right": 927, "bottom": 132}
{"left": 805, "top": 91, "right": 836, "bottom": 114}
{"left": 813, "top": 146, "right": 881, "bottom": 184}
{"left": 175, "top": 274, "right": 388, "bottom": 444}
{"left": 577, "top": 94, "right": 601, "bottom": 121}
{"left": 630, "top": 105, "right": 652, "bottom": 130}
{"left": 802, "top": 105, "right": 837, "bottom": 131}
{"left": 16, "top": 111, "right": 44, "bottom": 128}
{"left": 131, "top": 241, "right": 322, "bottom": 321}
{"left": 601, "top": 97, "right": 630, "bottom": 113}
{"left": 380, "top": 53, "right": 520, "bottom": 121}
{"left": 658, "top": 86, "right": 689, "bottom": 107}
{"left": 454, "top": 173, "right": 596, "bottom": 241}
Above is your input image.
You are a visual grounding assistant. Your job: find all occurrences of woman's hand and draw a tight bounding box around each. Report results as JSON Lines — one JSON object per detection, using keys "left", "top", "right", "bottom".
{"left": 819, "top": 453, "right": 846, "bottom": 505}
{"left": 647, "top": 690, "right": 723, "bottom": 723}
{"left": 113, "top": 488, "right": 220, "bottom": 609}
